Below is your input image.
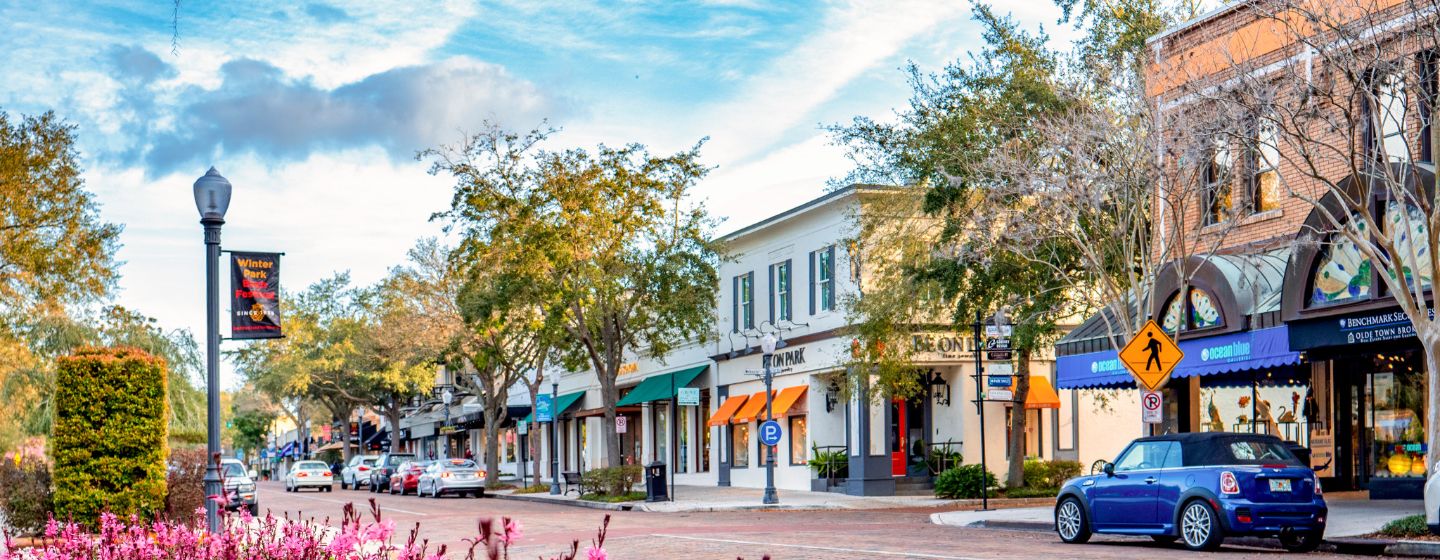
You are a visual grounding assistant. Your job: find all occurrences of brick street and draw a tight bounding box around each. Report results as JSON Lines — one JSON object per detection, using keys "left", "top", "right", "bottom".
{"left": 258, "top": 482, "right": 1356, "bottom": 559}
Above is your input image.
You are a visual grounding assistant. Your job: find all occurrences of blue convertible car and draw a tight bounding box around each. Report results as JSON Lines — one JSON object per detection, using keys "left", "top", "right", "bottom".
{"left": 1055, "top": 432, "right": 1325, "bottom": 552}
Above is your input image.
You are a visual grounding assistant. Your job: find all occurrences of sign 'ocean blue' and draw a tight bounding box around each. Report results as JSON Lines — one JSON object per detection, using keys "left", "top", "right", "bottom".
{"left": 759, "top": 420, "right": 783, "bottom": 446}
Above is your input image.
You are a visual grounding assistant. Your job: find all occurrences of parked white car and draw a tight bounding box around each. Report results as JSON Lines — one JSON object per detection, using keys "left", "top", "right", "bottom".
{"left": 1426, "top": 470, "right": 1440, "bottom": 533}
{"left": 340, "top": 455, "right": 379, "bottom": 489}
{"left": 284, "top": 460, "right": 333, "bottom": 493}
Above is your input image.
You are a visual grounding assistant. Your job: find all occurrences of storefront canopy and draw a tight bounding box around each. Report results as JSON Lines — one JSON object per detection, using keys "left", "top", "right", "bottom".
{"left": 522, "top": 391, "right": 585, "bottom": 423}
{"left": 615, "top": 364, "right": 707, "bottom": 407}
{"left": 707, "top": 394, "right": 749, "bottom": 426}
{"left": 758, "top": 386, "right": 808, "bottom": 420}
{"left": 1025, "top": 377, "right": 1061, "bottom": 409}
{"left": 1056, "top": 326, "right": 1301, "bottom": 389}
{"left": 731, "top": 391, "right": 774, "bottom": 424}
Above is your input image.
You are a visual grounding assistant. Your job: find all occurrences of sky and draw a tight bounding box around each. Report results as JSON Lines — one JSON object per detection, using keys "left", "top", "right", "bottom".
{"left": 0, "top": 0, "right": 1084, "bottom": 389}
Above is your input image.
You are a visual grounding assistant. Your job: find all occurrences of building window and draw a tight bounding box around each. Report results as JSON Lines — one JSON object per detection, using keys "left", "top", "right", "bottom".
{"left": 811, "top": 246, "right": 835, "bottom": 314}
{"left": 1309, "top": 225, "right": 1373, "bottom": 307}
{"left": 1203, "top": 139, "right": 1232, "bottom": 225}
{"left": 1419, "top": 52, "right": 1437, "bottom": 162}
{"left": 731, "top": 424, "right": 750, "bottom": 468}
{"left": 733, "top": 272, "right": 754, "bottom": 332}
{"left": 1160, "top": 287, "right": 1224, "bottom": 333}
{"left": 1385, "top": 199, "right": 1434, "bottom": 290}
{"left": 1252, "top": 115, "right": 1281, "bottom": 212}
{"left": 770, "top": 260, "right": 792, "bottom": 323}
{"left": 789, "top": 415, "right": 808, "bottom": 466}
{"left": 1374, "top": 71, "right": 1410, "bottom": 163}
{"left": 698, "top": 390, "right": 711, "bottom": 472}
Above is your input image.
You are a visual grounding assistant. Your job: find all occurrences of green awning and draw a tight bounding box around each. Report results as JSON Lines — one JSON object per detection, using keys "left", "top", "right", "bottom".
{"left": 522, "top": 391, "right": 585, "bottom": 423}
{"left": 615, "top": 364, "right": 707, "bottom": 406}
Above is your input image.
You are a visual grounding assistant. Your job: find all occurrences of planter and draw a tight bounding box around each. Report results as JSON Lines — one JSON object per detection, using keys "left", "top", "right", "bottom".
{"left": 811, "top": 477, "right": 848, "bottom": 493}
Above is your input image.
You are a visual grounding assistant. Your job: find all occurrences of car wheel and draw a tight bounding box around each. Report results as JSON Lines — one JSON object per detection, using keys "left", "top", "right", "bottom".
{"left": 340, "top": 478, "right": 348, "bottom": 490}
{"left": 1055, "top": 497, "right": 1091, "bottom": 544}
{"left": 1179, "top": 500, "right": 1224, "bottom": 551}
{"left": 1279, "top": 530, "right": 1322, "bottom": 553}
{"left": 325, "top": 485, "right": 333, "bottom": 492}
{"left": 248, "top": 504, "right": 259, "bottom": 517}
{"left": 1150, "top": 535, "right": 1177, "bottom": 545}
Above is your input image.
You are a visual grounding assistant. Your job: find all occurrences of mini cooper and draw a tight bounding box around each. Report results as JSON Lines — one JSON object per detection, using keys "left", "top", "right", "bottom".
{"left": 1055, "top": 433, "right": 1325, "bottom": 552}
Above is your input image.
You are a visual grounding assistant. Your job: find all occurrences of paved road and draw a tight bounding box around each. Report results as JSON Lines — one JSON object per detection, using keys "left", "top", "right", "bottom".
{"left": 256, "top": 481, "right": 1351, "bottom": 559}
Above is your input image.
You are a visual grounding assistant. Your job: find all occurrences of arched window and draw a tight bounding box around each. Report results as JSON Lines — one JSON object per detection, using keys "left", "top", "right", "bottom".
{"left": 1161, "top": 287, "right": 1224, "bottom": 333}
{"left": 1385, "top": 199, "right": 1433, "bottom": 289}
{"left": 1309, "top": 222, "right": 1372, "bottom": 306}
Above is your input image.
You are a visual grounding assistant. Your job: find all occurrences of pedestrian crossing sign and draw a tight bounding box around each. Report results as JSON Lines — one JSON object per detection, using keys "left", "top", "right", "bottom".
{"left": 1118, "top": 320, "right": 1183, "bottom": 391}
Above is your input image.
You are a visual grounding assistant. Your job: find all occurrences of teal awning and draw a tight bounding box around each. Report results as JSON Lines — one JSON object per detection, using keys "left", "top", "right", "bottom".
{"left": 615, "top": 364, "right": 707, "bottom": 406}
{"left": 522, "top": 391, "right": 585, "bottom": 423}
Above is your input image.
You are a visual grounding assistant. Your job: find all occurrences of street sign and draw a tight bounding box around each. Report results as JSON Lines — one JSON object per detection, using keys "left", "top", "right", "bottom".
{"left": 986, "top": 389, "right": 1013, "bottom": 401}
{"left": 535, "top": 394, "right": 554, "bottom": 422}
{"left": 986, "top": 350, "right": 1013, "bottom": 361}
{"left": 987, "top": 374, "right": 1013, "bottom": 388}
{"left": 1118, "top": 320, "right": 1184, "bottom": 391}
{"left": 984, "top": 325, "right": 1013, "bottom": 337}
{"left": 678, "top": 387, "right": 700, "bottom": 406}
{"left": 1141, "top": 390, "right": 1163, "bottom": 424}
{"left": 985, "top": 337, "right": 1011, "bottom": 350}
{"left": 615, "top": 416, "right": 628, "bottom": 433}
{"left": 518, "top": 420, "right": 529, "bottom": 435}
{"left": 759, "top": 420, "right": 783, "bottom": 446}
{"left": 987, "top": 362, "right": 1014, "bottom": 376}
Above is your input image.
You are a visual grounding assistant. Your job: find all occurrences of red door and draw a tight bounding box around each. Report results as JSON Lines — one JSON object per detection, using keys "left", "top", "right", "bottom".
{"left": 890, "top": 399, "right": 907, "bottom": 476}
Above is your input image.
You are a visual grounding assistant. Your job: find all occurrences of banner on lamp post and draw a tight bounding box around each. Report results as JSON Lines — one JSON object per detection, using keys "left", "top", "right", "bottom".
{"left": 230, "top": 252, "right": 284, "bottom": 339}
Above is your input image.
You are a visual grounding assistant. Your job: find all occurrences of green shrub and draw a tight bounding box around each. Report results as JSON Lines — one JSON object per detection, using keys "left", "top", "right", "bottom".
{"left": 512, "top": 483, "right": 551, "bottom": 494}
{"left": 579, "top": 491, "right": 646, "bottom": 503}
{"left": 1021, "top": 458, "right": 1050, "bottom": 488}
{"left": 807, "top": 447, "right": 848, "bottom": 478}
{"left": 580, "top": 465, "right": 642, "bottom": 497}
{"left": 1379, "top": 514, "right": 1430, "bottom": 537}
{"left": 1047, "top": 460, "right": 1082, "bottom": 485}
{"left": 0, "top": 444, "right": 54, "bottom": 536}
{"left": 934, "top": 464, "right": 996, "bottom": 499}
{"left": 52, "top": 347, "right": 169, "bottom": 526}
{"left": 162, "top": 447, "right": 207, "bottom": 521}
{"left": 926, "top": 448, "right": 962, "bottom": 475}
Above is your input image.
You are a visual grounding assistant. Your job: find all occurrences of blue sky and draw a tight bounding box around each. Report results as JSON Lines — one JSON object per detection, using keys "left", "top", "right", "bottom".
{"left": 0, "top": 0, "right": 1081, "bottom": 387}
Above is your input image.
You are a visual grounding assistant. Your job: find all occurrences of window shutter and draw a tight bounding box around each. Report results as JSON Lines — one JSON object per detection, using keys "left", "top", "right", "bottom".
{"left": 808, "top": 251, "right": 816, "bottom": 315}
{"left": 784, "top": 258, "right": 793, "bottom": 321}
{"left": 732, "top": 275, "right": 739, "bottom": 333}
{"left": 826, "top": 245, "right": 836, "bottom": 310}
{"left": 768, "top": 264, "right": 776, "bottom": 324}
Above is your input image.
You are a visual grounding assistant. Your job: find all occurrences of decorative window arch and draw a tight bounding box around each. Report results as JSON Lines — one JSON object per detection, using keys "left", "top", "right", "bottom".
{"left": 1161, "top": 287, "right": 1225, "bottom": 334}
{"left": 1308, "top": 224, "right": 1372, "bottom": 307}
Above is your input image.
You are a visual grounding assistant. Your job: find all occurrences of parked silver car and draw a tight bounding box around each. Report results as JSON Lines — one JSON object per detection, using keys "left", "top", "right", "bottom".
{"left": 340, "top": 455, "right": 379, "bottom": 490}
{"left": 417, "top": 458, "right": 486, "bottom": 498}
{"left": 219, "top": 458, "right": 259, "bottom": 516}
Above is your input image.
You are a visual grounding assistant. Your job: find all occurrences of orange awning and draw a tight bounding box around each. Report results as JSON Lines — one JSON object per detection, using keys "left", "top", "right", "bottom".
{"left": 1025, "top": 376, "right": 1062, "bottom": 410}
{"left": 707, "top": 395, "right": 750, "bottom": 427}
{"left": 759, "top": 386, "right": 808, "bottom": 421}
{"left": 730, "top": 391, "right": 774, "bottom": 424}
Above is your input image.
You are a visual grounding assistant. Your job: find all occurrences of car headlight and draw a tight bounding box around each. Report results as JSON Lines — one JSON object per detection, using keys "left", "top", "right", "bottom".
{"left": 236, "top": 483, "right": 256, "bottom": 493}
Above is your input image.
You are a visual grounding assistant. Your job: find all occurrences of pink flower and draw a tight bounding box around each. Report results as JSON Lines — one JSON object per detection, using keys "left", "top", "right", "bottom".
{"left": 501, "top": 519, "right": 523, "bottom": 545}
{"left": 361, "top": 519, "right": 396, "bottom": 543}
{"left": 586, "top": 546, "right": 608, "bottom": 560}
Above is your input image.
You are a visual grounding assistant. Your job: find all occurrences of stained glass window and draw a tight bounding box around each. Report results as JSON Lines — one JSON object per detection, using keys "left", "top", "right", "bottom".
{"left": 1160, "top": 288, "right": 1222, "bottom": 332}
{"left": 1385, "top": 200, "right": 1433, "bottom": 289}
{"left": 1162, "top": 295, "right": 1185, "bottom": 334}
{"left": 1310, "top": 221, "right": 1372, "bottom": 306}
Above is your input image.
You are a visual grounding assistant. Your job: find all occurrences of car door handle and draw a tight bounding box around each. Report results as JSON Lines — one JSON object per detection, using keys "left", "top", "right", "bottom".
{"left": 1144, "top": 477, "right": 1157, "bottom": 484}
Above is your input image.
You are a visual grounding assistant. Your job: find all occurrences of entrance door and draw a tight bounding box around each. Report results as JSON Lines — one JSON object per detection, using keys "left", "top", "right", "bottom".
{"left": 890, "top": 399, "right": 907, "bottom": 476}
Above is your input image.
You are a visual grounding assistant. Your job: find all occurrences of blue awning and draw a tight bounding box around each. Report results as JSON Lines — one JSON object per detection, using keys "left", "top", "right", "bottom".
{"left": 1057, "top": 326, "right": 1301, "bottom": 389}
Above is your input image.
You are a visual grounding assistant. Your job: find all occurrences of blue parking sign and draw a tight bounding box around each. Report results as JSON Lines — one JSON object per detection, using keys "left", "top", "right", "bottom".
{"left": 759, "top": 420, "right": 783, "bottom": 446}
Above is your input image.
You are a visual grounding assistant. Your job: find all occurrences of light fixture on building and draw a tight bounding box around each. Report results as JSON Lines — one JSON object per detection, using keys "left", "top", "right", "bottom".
{"left": 825, "top": 381, "right": 840, "bottom": 412}
{"left": 928, "top": 369, "right": 950, "bottom": 407}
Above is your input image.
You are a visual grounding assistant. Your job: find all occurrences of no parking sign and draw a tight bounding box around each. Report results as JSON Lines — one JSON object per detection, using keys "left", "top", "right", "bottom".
{"left": 1142, "top": 390, "right": 1163, "bottom": 424}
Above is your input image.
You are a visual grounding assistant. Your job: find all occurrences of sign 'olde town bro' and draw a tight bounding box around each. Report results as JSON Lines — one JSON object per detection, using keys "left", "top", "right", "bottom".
{"left": 1288, "top": 307, "right": 1434, "bottom": 350}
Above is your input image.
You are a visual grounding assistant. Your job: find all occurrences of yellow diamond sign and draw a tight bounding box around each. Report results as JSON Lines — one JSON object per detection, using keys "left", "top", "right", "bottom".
{"left": 1118, "top": 320, "right": 1183, "bottom": 391}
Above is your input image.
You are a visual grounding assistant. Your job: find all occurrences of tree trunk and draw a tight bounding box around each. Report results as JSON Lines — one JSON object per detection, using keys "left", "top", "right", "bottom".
{"left": 483, "top": 405, "right": 502, "bottom": 487}
{"left": 600, "top": 383, "right": 621, "bottom": 468}
{"left": 1424, "top": 333, "right": 1440, "bottom": 486}
{"left": 1007, "top": 350, "right": 1031, "bottom": 488}
{"left": 385, "top": 399, "right": 403, "bottom": 453}
{"left": 528, "top": 383, "right": 542, "bottom": 484}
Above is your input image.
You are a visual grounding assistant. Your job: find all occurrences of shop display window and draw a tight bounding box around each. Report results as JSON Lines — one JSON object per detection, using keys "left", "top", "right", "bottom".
{"left": 732, "top": 424, "right": 750, "bottom": 468}
{"left": 790, "top": 416, "right": 808, "bottom": 466}
{"left": 1198, "top": 368, "right": 1312, "bottom": 445}
{"left": 1368, "top": 354, "right": 1428, "bottom": 479}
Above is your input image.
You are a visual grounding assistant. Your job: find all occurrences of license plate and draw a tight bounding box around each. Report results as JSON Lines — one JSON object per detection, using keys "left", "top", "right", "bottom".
{"left": 1269, "top": 479, "right": 1292, "bottom": 492}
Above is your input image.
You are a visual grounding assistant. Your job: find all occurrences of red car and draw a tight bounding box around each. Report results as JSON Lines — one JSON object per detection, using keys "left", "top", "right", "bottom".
{"left": 388, "top": 460, "right": 430, "bottom": 495}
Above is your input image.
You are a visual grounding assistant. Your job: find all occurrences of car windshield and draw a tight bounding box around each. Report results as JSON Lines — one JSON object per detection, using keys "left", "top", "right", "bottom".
{"left": 222, "top": 463, "right": 247, "bottom": 478}
{"left": 297, "top": 462, "right": 328, "bottom": 470}
{"left": 1185, "top": 437, "right": 1303, "bottom": 467}
{"left": 386, "top": 455, "right": 414, "bottom": 466}
{"left": 361, "top": 458, "right": 379, "bottom": 466}
{"left": 442, "top": 459, "right": 477, "bottom": 469}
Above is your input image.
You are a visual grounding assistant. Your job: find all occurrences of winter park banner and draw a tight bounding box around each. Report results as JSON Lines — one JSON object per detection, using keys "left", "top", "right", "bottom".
{"left": 231, "top": 252, "right": 283, "bottom": 339}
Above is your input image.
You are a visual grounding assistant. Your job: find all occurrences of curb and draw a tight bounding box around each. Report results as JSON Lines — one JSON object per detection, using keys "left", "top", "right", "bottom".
{"left": 489, "top": 493, "right": 861, "bottom": 513}
{"left": 487, "top": 492, "right": 640, "bottom": 512}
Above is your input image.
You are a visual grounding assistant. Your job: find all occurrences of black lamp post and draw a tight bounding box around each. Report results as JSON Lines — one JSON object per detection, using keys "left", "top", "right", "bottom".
{"left": 760, "top": 332, "right": 778, "bottom": 505}
{"left": 194, "top": 167, "right": 231, "bottom": 533}
{"left": 550, "top": 378, "right": 561, "bottom": 495}
{"left": 441, "top": 388, "right": 454, "bottom": 459}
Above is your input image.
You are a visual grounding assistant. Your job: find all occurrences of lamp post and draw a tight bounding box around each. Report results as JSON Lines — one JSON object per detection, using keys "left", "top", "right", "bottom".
{"left": 441, "top": 388, "right": 454, "bottom": 459}
{"left": 760, "top": 333, "right": 778, "bottom": 505}
{"left": 194, "top": 167, "right": 231, "bottom": 533}
{"left": 971, "top": 307, "right": 1009, "bottom": 512}
{"left": 550, "top": 378, "right": 561, "bottom": 495}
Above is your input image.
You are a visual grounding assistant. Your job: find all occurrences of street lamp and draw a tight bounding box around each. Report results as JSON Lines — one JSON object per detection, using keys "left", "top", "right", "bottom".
{"left": 441, "top": 388, "right": 454, "bottom": 459}
{"left": 550, "top": 377, "right": 561, "bottom": 495}
{"left": 760, "top": 332, "right": 778, "bottom": 505}
{"left": 194, "top": 167, "right": 231, "bottom": 533}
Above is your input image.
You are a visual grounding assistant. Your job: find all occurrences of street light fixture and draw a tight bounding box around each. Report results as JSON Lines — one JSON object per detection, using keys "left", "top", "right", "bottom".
{"left": 760, "top": 332, "right": 778, "bottom": 505}
{"left": 194, "top": 167, "right": 231, "bottom": 533}
{"left": 441, "top": 388, "right": 454, "bottom": 459}
{"left": 550, "top": 377, "right": 561, "bottom": 495}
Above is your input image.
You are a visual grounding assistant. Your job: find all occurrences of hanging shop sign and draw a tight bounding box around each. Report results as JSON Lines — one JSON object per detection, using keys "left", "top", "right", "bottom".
{"left": 535, "top": 394, "right": 554, "bottom": 423}
{"left": 678, "top": 387, "right": 700, "bottom": 406}
{"left": 230, "top": 252, "right": 283, "bottom": 339}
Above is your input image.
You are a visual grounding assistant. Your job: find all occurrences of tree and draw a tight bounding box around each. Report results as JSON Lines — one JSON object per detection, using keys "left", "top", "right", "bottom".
{"left": 427, "top": 125, "right": 722, "bottom": 468}
{"left": 1194, "top": 0, "right": 1440, "bottom": 480}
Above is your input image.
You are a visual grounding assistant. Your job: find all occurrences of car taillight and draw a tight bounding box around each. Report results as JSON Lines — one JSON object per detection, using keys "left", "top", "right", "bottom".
{"left": 297, "top": 472, "right": 307, "bottom": 477}
{"left": 1313, "top": 472, "right": 1322, "bottom": 496}
{"left": 441, "top": 472, "right": 452, "bottom": 478}
{"left": 1220, "top": 471, "right": 1240, "bottom": 495}
{"left": 358, "top": 466, "right": 369, "bottom": 471}
{"left": 323, "top": 471, "right": 331, "bottom": 477}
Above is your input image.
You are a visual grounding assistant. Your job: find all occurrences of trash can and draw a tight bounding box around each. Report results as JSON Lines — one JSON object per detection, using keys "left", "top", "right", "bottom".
{"left": 645, "top": 461, "right": 668, "bottom": 502}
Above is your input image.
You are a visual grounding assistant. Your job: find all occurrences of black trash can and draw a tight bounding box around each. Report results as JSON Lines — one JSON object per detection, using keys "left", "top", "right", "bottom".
{"left": 645, "top": 461, "right": 668, "bottom": 502}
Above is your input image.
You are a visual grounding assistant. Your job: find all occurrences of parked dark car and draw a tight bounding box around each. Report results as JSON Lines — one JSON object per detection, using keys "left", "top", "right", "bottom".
{"left": 369, "top": 452, "right": 415, "bottom": 493}
{"left": 388, "top": 460, "right": 430, "bottom": 495}
{"left": 1055, "top": 432, "right": 1325, "bottom": 552}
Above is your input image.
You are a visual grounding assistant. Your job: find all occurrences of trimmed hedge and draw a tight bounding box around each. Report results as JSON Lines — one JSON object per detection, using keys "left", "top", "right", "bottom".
{"left": 52, "top": 347, "right": 170, "bottom": 525}
{"left": 934, "top": 464, "right": 996, "bottom": 499}
{"left": 579, "top": 465, "right": 642, "bottom": 497}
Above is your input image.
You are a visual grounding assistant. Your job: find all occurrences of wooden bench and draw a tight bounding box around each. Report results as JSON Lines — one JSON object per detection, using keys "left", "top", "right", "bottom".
{"left": 561, "top": 471, "right": 582, "bottom": 495}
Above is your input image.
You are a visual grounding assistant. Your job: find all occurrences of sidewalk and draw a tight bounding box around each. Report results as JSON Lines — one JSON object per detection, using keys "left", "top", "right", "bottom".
{"left": 490, "top": 484, "right": 1048, "bottom": 513}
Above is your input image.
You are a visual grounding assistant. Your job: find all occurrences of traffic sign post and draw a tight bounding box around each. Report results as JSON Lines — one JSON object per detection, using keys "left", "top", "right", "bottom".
{"left": 1141, "top": 391, "right": 1163, "bottom": 424}
{"left": 616, "top": 416, "right": 627, "bottom": 433}
{"left": 759, "top": 420, "right": 783, "bottom": 447}
{"left": 1118, "top": 320, "right": 1184, "bottom": 391}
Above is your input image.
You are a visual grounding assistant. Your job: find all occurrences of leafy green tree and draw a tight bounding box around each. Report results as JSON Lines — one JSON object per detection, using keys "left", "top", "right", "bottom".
{"left": 229, "top": 408, "right": 276, "bottom": 458}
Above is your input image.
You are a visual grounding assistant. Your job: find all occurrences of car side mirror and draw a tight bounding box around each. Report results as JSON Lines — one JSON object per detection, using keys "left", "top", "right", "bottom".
{"left": 248, "top": 469, "right": 258, "bottom": 479}
{"left": 1102, "top": 462, "right": 1115, "bottom": 477}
